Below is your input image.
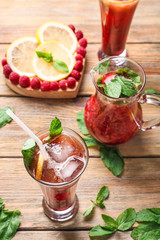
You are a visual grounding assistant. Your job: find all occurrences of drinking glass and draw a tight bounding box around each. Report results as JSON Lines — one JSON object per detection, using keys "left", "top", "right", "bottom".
{"left": 98, "top": 0, "right": 139, "bottom": 59}
{"left": 84, "top": 56, "right": 160, "bottom": 145}
{"left": 23, "top": 128, "right": 89, "bottom": 221}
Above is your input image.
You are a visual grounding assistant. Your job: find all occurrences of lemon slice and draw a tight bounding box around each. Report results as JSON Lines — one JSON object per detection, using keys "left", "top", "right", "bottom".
{"left": 7, "top": 37, "right": 38, "bottom": 77}
{"left": 32, "top": 41, "right": 75, "bottom": 82}
{"left": 36, "top": 152, "right": 44, "bottom": 180}
{"left": 36, "top": 22, "right": 78, "bottom": 54}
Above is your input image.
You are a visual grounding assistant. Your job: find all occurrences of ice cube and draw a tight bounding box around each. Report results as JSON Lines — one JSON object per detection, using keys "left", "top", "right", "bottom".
{"left": 60, "top": 156, "right": 85, "bottom": 182}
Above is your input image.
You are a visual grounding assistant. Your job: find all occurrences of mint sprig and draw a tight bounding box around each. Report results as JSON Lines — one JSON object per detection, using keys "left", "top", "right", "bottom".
{"left": 83, "top": 186, "right": 109, "bottom": 217}
{"left": 36, "top": 51, "right": 53, "bottom": 63}
{"left": 94, "top": 60, "right": 110, "bottom": 74}
{"left": 49, "top": 117, "right": 63, "bottom": 140}
{"left": 0, "top": 107, "right": 14, "bottom": 128}
{"left": 143, "top": 88, "right": 160, "bottom": 96}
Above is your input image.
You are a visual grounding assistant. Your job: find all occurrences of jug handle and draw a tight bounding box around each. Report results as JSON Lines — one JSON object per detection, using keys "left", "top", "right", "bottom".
{"left": 139, "top": 94, "right": 160, "bottom": 131}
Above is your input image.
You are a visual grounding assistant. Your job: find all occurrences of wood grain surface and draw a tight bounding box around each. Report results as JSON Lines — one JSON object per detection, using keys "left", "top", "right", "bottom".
{"left": 0, "top": 0, "right": 160, "bottom": 239}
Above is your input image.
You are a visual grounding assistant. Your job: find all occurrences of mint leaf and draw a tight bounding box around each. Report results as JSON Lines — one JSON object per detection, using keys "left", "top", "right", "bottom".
{"left": 53, "top": 59, "right": 69, "bottom": 73}
{"left": 100, "top": 146, "right": 124, "bottom": 176}
{"left": 0, "top": 107, "right": 14, "bottom": 128}
{"left": 36, "top": 51, "right": 53, "bottom": 63}
{"left": 117, "top": 208, "right": 136, "bottom": 231}
{"left": 116, "top": 76, "right": 137, "bottom": 97}
{"left": 76, "top": 111, "right": 89, "bottom": 135}
{"left": 102, "top": 214, "right": 118, "bottom": 230}
{"left": 97, "top": 77, "right": 103, "bottom": 84}
{"left": 89, "top": 225, "right": 115, "bottom": 237}
{"left": 107, "top": 79, "right": 121, "bottom": 98}
{"left": 82, "top": 136, "right": 101, "bottom": 147}
{"left": 22, "top": 138, "right": 37, "bottom": 168}
{"left": 143, "top": 88, "right": 160, "bottom": 96}
{"left": 131, "top": 222, "right": 160, "bottom": 240}
{"left": 0, "top": 209, "right": 21, "bottom": 240}
{"left": 96, "top": 186, "right": 109, "bottom": 208}
{"left": 136, "top": 208, "right": 160, "bottom": 224}
{"left": 49, "top": 117, "right": 63, "bottom": 139}
{"left": 83, "top": 204, "right": 94, "bottom": 217}
{"left": 0, "top": 199, "right": 4, "bottom": 212}
{"left": 116, "top": 67, "right": 141, "bottom": 88}
{"left": 94, "top": 60, "right": 110, "bottom": 74}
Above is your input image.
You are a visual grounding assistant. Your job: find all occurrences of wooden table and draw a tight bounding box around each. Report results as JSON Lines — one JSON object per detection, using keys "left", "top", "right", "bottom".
{"left": 0, "top": 0, "right": 160, "bottom": 239}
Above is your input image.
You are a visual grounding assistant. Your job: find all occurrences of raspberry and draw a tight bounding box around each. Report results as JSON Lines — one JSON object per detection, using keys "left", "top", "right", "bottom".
{"left": 41, "top": 81, "right": 50, "bottom": 91}
{"left": 75, "top": 54, "right": 83, "bottom": 61}
{"left": 70, "top": 70, "right": 81, "bottom": 80}
{"left": 9, "top": 72, "right": 20, "bottom": 84}
{"left": 67, "top": 77, "right": 76, "bottom": 89}
{"left": 74, "top": 60, "right": 83, "bottom": 72}
{"left": 1, "top": 59, "right": 7, "bottom": 66}
{"left": 59, "top": 80, "right": 67, "bottom": 90}
{"left": 76, "top": 46, "right": 86, "bottom": 57}
{"left": 19, "top": 75, "right": 30, "bottom": 88}
{"left": 3, "top": 64, "right": 12, "bottom": 78}
{"left": 68, "top": 24, "right": 75, "bottom": 32}
{"left": 79, "top": 38, "right": 87, "bottom": 48}
{"left": 31, "top": 77, "right": 41, "bottom": 89}
{"left": 75, "top": 30, "right": 83, "bottom": 40}
{"left": 50, "top": 81, "right": 59, "bottom": 91}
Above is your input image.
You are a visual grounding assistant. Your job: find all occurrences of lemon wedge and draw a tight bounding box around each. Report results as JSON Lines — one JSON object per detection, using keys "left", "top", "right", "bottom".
{"left": 36, "top": 152, "right": 44, "bottom": 180}
{"left": 36, "top": 22, "right": 77, "bottom": 54}
{"left": 6, "top": 37, "right": 38, "bottom": 77}
{"left": 32, "top": 41, "right": 75, "bottom": 82}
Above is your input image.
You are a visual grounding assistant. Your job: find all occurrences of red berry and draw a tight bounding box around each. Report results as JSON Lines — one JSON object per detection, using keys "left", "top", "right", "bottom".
{"left": 102, "top": 72, "right": 116, "bottom": 84}
{"left": 70, "top": 70, "right": 81, "bottom": 80}
{"left": 3, "top": 64, "right": 12, "bottom": 78}
{"left": 76, "top": 46, "right": 86, "bottom": 57}
{"left": 41, "top": 81, "right": 50, "bottom": 91}
{"left": 75, "top": 54, "right": 83, "bottom": 61}
{"left": 19, "top": 75, "right": 30, "bottom": 88}
{"left": 31, "top": 77, "right": 41, "bottom": 89}
{"left": 50, "top": 81, "right": 59, "bottom": 91}
{"left": 67, "top": 77, "right": 76, "bottom": 89}
{"left": 75, "top": 30, "right": 83, "bottom": 40}
{"left": 74, "top": 60, "right": 83, "bottom": 72}
{"left": 9, "top": 72, "right": 20, "bottom": 84}
{"left": 59, "top": 79, "right": 67, "bottom": 90}
{"left": 1, "top": 59, "right": 7, "bottom": 66}
{"left": 68, "top": 24, "right": 75, "bottom": 32}
{"left": 79, "top": 38, "right": 87, "bottom": 48}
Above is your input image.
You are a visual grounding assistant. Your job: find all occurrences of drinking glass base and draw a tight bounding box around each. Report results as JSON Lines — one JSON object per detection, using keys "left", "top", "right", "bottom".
{"left": 42, "top": 195, "right": 79, "bottom": 222}
{"left": 98, "top": 49, "right": 127, "bottom": 60}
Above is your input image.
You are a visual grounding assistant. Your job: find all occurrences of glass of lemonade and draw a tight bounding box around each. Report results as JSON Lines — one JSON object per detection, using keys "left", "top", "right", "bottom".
{"left": 23, "top": 127, "right": 89, "bottom": 221}
{"left": 98, "top": 0, "right": 139, "bottom": 59}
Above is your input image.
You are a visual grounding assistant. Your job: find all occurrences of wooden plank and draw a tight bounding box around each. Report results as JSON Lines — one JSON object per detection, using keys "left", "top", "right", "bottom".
{"left": 13, "top": 231, "right": 131, "bottom": 240}
{"left": 0, "top": 0, "right": 159, "bottom": 43}
{"left": 0, "top": 96, "right": 160, "bottom": 157}
{"left": 1, "top": 157, "right": 160, "bottom": 229}
{"left": 0, "top": 43, "right": 160, "bottom": 97}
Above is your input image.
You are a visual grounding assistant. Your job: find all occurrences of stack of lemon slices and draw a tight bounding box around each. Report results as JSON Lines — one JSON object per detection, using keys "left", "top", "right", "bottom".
{"left": 3, "top": 22, "right": 87, "bottom": 97}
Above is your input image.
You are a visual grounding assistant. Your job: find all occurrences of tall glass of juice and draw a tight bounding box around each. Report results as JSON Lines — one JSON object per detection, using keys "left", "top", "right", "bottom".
{"left": 98, "top": 0, "right": 139, "bottom": 59}
{"left": 23, "top": 127, "right": 89, "bottom": 221}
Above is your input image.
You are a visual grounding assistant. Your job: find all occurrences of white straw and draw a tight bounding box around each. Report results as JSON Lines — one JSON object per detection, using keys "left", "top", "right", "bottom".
{"left": 6, "top": 109, "right": 48, "bottom": 160}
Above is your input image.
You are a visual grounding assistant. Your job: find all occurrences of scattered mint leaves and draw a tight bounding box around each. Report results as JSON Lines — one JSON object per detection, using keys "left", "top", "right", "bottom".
{"left": 136, "top": 208, "right": 160, "bottom": 224}
{"left": 143, "top": 88, "right": 160, "bottom": 96}
{"left": 82, "top": 136, "right": 101, "bottom": 147}
{"left": 49, "top": 117, "right": 63, "bottom": 140}
{"left": 100, "top": 146, "right": 124, "bottom": 176}
{"left": 0, "top": 199, "right": 4, "bottom": 212}
{"left": 22, "top": 138, "right": 37, "bottom": 168}
{"left": 36, "top": 51, "right": 53, "bottom": 63}
{"left": 116, "top": 67, "right": 141, "bottom": 88}
{"left": 89, "top": 225, "right": 116, "bottom": 237}
{"left": 102, "top": 214, "right": 118, "bottom": 230}
{"left": 53, "top": 59, "right": 69, "bottom": 73}
{"left": 0, "top": 209, "right": 21, "bottom": 240}
{"left": 83, "top": 186, "right": 109, "bottom": 217}
{"left": 131, "top": 222, "right": 160, "bottom": 240}
{"left": 94, "top": 60, "right": 110, "bottom": 74}
{"left": 76, "top": 111, "right": 89, "bottom": 135}
{"left": 0, "top": 107, "right": 14, "bottom": 128}
{"left": 117, "top": 208, "right": 136, "bottom": 231}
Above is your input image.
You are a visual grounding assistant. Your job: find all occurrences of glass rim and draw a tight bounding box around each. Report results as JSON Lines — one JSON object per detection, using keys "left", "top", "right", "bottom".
{"left": 23, "top": 127, "right": 89, "bottom": 187}
{"left": 90, "top": 56, "right": 146, "bottom": 101}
